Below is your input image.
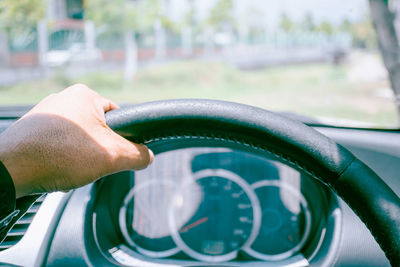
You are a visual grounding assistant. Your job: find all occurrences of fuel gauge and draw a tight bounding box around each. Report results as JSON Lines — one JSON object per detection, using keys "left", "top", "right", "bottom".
{"left": 244, "top": 180, "right": 311, "bottom": 261}
{"left": 119, "top": 180, "right": 180, "bottom": 258}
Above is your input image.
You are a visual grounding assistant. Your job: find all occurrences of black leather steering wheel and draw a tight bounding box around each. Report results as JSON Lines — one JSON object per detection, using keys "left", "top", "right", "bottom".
{"left": 106, "top": 99, "right": 400, "bottom": 266}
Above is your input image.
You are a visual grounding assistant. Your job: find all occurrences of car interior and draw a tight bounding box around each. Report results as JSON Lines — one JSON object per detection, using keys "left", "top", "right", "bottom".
{"left": 1, "top": 0, "right": 400, "bottom": 266}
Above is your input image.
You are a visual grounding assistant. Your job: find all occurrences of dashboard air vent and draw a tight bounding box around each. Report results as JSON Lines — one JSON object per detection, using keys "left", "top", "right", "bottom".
{"left": 0, "top": 194, "right": 46, "bottom": 251}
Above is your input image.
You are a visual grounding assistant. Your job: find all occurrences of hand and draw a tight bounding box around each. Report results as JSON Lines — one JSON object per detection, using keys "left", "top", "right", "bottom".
{"left": 0, "top": 84, "right": 154, "bottom": 198}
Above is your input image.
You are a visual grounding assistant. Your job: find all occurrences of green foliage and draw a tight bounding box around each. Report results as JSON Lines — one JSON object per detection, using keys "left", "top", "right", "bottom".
{"left": 279, "top": 13, "right": 294, "bottom": 32}
{"left": 339, "top": 19, "right": 352, "bottom": 32}
{"left": 178, "top": 1, "right": 203, "bottom": 34}
{"left": 159, "top": 15, "right": 177, "bottom": 33}
{"left": 133, "top": 0, "right": 158, "bottom": 31}
{"left": 85, "top": 0, "right": 125, "bottom": 30}
{"left": 85, "top": 0, "right": 147, "bottom": 32}
{"left": 301, "top": 12, "right": 316, "bottom": 32}
{"left": 85, "top": 0, "right": 176, "bottom": 34}
{"left": 339, "top": 15, "right": 377, "bottom": 49}
{"left": 182, "top": 5, "right": 196, "bottom": 27}
{"left": 317, "top": 21, "right": 334, "bottom": 35}
{"left": 0, "top": 0, "right": 46, "bottom": 35}
{"left": 206, "top": 0, "right": 234, "bottom": 30}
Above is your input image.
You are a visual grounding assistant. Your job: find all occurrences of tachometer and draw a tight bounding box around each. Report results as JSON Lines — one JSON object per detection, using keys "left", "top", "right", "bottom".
{"left": 119, "top": 180, "right": 180, "bottom": 258}
{"left": 244, "top": 180, "right": 311, "bottom": 261}
{"left": 169, "top": 169, "right": 261, "bottom": 262}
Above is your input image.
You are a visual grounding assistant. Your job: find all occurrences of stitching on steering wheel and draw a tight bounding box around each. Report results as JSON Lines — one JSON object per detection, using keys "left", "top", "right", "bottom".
{"left": 143, "top": 134, "right": 328, "bottom": 187}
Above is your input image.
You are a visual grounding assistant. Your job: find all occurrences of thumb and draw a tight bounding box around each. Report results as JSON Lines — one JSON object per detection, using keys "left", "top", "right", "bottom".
{"left": 106, "top": 129, "right": 154, "bottom": 172}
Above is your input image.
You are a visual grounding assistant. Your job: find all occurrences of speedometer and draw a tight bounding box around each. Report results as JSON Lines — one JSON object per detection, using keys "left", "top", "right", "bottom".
{"left": 169, "top": 169, "right": 261, "bottom": 262}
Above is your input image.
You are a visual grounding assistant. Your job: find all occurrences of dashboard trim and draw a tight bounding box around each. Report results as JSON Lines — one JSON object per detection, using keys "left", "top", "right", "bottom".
{"left": 0, "top": 192, "right": 70, "bottom": 266}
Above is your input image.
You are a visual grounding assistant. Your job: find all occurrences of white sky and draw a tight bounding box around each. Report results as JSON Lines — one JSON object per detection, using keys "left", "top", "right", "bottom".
{"left": 168, "top": 0, "right": 368, "bottom": 29}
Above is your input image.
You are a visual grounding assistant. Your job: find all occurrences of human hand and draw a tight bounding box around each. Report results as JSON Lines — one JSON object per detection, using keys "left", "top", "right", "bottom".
{"left": 0, "top": 84, "right": 154, "bottom": 198}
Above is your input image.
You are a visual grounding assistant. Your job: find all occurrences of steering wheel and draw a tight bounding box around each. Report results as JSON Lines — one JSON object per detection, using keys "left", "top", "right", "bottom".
{"left": 106, "top": 99, "right": 400, "bottom": 266}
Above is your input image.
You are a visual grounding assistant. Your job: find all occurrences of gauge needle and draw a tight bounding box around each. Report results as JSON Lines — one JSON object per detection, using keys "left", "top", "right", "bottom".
{"left": 179, "top": 217, "right": 209, "bottom": 233}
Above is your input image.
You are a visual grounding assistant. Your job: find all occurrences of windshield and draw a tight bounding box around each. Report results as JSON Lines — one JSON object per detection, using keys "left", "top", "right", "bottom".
{"left": 0, "top": 0, "right": 399, "bottom": 128}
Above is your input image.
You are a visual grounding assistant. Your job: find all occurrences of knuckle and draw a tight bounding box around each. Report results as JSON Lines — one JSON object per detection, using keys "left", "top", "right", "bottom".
{"left": 68, "top": 83, "right": 93, "bottom": 95}
{"left": 72, "top": 83, "right": 90, "bottom": 90}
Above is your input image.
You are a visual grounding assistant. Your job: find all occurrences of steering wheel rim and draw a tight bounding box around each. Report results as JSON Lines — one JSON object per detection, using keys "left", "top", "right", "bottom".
{"left": 106, "top": 99, "right": 400, "bottom": 266}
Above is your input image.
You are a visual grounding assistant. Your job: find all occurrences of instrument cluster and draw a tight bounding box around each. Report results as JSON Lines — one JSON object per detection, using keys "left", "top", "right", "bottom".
{"left": 91, "top": 147, "right": 338, "bottom": 265}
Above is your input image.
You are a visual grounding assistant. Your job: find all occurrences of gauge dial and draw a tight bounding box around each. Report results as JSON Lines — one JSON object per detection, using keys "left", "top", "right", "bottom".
{"left": 244, "top": 180, "right": 311, "bottom": 261}
{"left": 169, "top": 169, "right": 261, "bottom": 262}
{"left": 119, "top": 180, "right": 180, "bottom": 258}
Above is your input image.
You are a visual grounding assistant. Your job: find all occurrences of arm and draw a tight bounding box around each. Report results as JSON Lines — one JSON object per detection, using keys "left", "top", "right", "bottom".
{"left": 0, "top": 84, "right": 154, "bottom": 239}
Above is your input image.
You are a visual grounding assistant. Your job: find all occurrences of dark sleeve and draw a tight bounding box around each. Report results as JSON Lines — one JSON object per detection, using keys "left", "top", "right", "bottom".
{"left": 0, "top": 161, "right": 42, "bottom": 244}
{"left": 0, "top": 160, "right": 18, "bottom": 242}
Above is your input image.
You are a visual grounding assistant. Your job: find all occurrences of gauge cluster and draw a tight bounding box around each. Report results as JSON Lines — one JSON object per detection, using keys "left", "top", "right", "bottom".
{"left": 90, "top": 147, "right": 341, "bottom": 266}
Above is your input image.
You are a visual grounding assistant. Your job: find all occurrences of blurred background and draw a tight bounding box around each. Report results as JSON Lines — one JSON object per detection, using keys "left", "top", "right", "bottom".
{"left": 0, "top": 0, "right": 399, "bottom": 128}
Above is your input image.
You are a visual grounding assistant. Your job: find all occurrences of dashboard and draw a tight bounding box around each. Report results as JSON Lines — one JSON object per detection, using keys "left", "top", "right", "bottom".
{"left": 0, "top": 110, "right": 399, "bottom": 266}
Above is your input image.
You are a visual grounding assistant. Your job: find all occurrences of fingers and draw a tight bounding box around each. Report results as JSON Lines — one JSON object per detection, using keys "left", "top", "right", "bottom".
{"left": 69, "top": 84, "right": 119, "bottom": 112}
{"left": 99, "top": 97, "right": 120, "bottom": 112}
{"left": 60, "top": 84, "right": 154, "bottom": 172}
{"left": 63, "top": 84, "right": 119, "bottom": 110}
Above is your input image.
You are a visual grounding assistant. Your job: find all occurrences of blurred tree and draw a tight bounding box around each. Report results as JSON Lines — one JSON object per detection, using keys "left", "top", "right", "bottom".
{"left": 206, "top": 0, "right": 234, "bottom": 31}
{"left": 279, "top": 13, "right": 294, "bottom": 33}
{"left": 241, "top": 7, "right": 264, "bottom": 44}
{"left": 179, "top": 0, "right": 197, "bottom": 32}
{"left": 0, "top": 0, "right": 46, "bottom": 50}
{"left": 339, "top": 16, "right": 376, "bottom": 48}
{"left": 317, "top": 21, "right": 334, "bottom": 35}
{"left": 85, "top": 0, "right": 157, "bottom": 34}
{"left": 180, "top": 0, "right": 196, "bottom": 56}
{"left": 0, "top": 0, "right": 45, "bottom": 35}
{"left": 85, "top": 0, "right": 125, "bottom": 30}
{"left": 152, "top": 0, "right": 177, "bottom": 34}
{"left": 301, "top": 12, "right": 316, "bottom": 32}
{"left": 339, "top": 18, "right": 351, "bottom": 32}
{"left": 369, "top": 0, "right": 400, "bottom": 120}
{"left": 202, "top": 0, "right": 234, "bottom": 54}
{"left": 182, "top": 1, "right": 196, "bottom": 27}
{"left": 85, "top": 0, "right": 159, "bottom": 82}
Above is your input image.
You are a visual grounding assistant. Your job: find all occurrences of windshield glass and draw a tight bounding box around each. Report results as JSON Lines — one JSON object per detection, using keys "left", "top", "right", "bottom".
{"left": 0, "top": 0, "right": 399, "bottom": 128}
